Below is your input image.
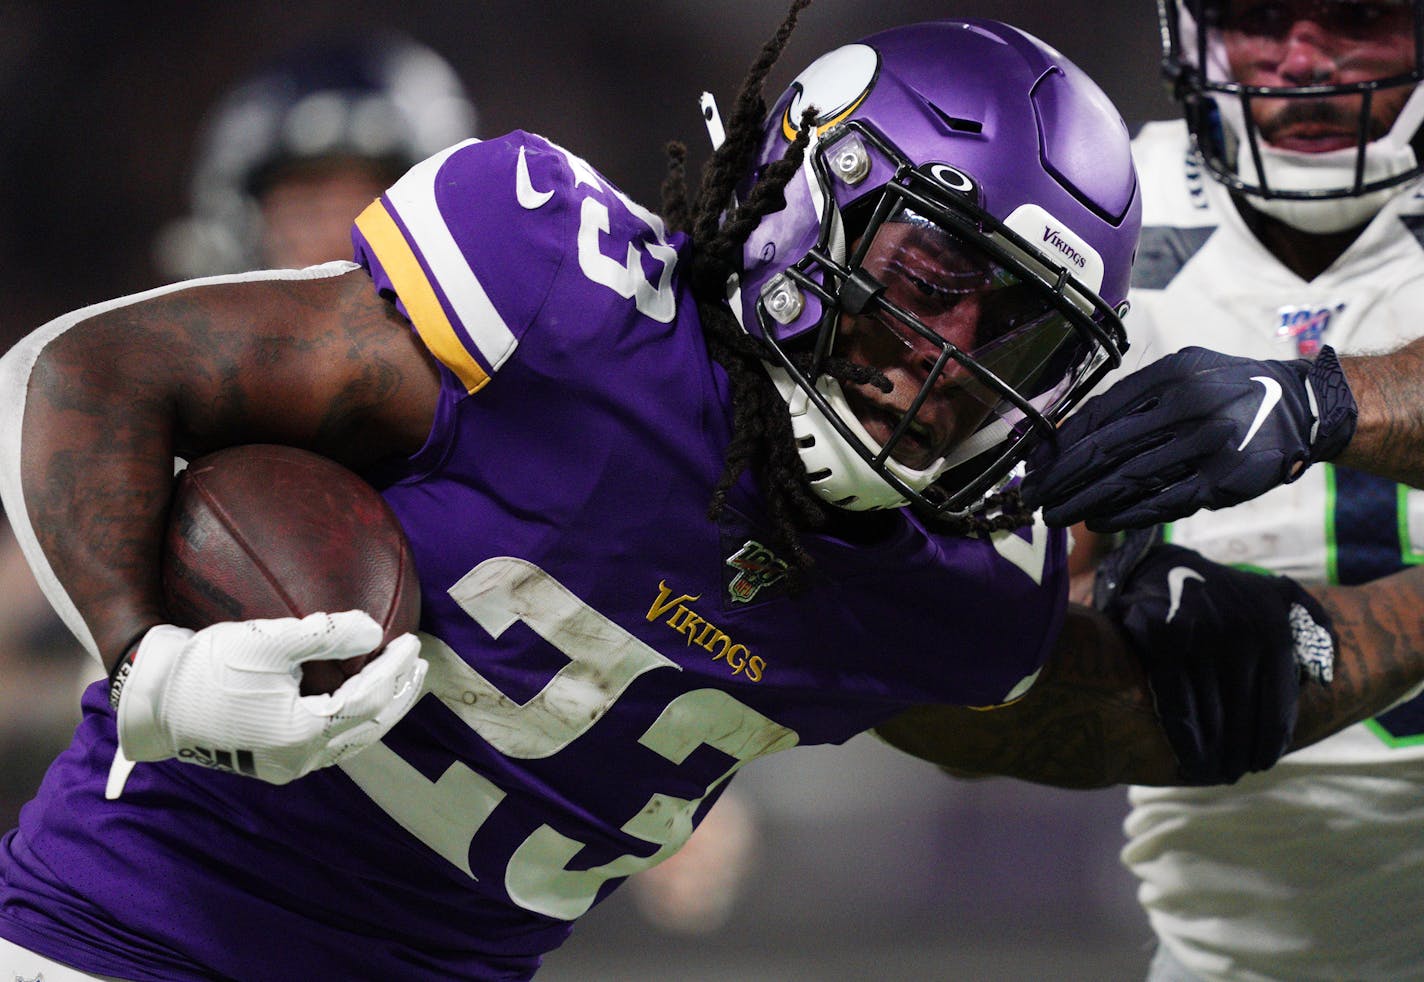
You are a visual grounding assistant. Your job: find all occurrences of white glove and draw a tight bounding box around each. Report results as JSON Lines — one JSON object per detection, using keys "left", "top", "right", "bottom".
{"left": 110, "top": 611, "right": 427, "bottom": 785}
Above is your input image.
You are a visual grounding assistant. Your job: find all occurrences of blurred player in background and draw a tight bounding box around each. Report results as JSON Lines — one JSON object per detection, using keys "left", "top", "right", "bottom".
{"left": 1, "top": 3, "right": 1420, "bottom": 979}
{"left": 0, "top": 30, "right": 479, "bottom": 822}
{"left": 155, "top": 31, "right": 478, "bottom": 278}
{"left": 1024, "top": 0, "right": 1424, "bottom": 978}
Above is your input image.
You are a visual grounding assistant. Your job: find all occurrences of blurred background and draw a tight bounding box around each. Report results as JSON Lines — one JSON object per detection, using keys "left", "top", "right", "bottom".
{"left": 0, "top": 1, "right": 1173, "bottom": 978}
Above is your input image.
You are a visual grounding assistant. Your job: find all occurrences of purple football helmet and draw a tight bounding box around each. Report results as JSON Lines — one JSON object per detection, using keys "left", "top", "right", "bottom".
{"left": 1160, "top": 0, "right": 1424, "bottom": 233}
{"left": 730, "top": 19, "right": 1141, "bottom": 515}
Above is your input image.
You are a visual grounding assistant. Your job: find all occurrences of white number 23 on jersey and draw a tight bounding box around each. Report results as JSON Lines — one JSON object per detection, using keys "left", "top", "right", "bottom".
{"left": 339, "top": 557, "right": 798, "bottom": 920}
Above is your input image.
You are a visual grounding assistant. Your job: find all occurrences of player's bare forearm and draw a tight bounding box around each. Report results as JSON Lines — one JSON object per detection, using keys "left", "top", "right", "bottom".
{"left": 15, "top": 269, "right": 438, "bottom": 669}
{"left": 1294, "top": 566, "right": 1424, "bottom": 748}
{"left": 874, "top": 604, "right": 1181, "bottom": 789}
{"left": 877, "top": 569, "right": 1424, "bottom": 788}
{"left": 1337, "top": 337, "right": 1424, "bottom": 488}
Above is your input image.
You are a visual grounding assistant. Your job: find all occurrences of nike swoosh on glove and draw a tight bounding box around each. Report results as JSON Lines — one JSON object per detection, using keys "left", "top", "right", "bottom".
{"left": 1021, "top": 345, "right": 1357, "bottom": 531}
{"left": 112, "top": 610, "right": 428, "bottom": 785}
{"left": 1093, "top": 529, "right": 1335, "bottom": 784}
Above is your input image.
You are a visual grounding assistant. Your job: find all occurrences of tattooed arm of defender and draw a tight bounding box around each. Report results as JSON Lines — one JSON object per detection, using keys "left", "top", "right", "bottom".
{"left": 874, "top": 603, "right": 1176, "bottom": 788}
{"left": 874, "top": 568, "right": 1424, "bottom": 788}
{"left": 3, "top": 268, "right": 439, "bottom": 673}
{"left": 1337, "top": 337, "right": 1424, "bottom": 489}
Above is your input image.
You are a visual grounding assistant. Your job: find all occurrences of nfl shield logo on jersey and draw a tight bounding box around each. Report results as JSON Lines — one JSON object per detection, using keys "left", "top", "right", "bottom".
{"left": 724, "top": 539, "right": 789, "bottom": 604}
{"left": 1275, "top": 302, "right": 1346, "bottom": 357}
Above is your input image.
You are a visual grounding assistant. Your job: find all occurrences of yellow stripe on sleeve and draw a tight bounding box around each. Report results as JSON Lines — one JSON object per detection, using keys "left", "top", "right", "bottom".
{"left": 355, "top": 200, "right": 491, "bottom": 394}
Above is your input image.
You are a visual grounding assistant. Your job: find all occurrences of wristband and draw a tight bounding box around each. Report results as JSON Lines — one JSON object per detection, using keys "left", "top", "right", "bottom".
{"left": 1305, "top": 346, "right": 1358, "bottom": 463}
{"left": 107, "top": 630, "right": 152, "bottom": 712}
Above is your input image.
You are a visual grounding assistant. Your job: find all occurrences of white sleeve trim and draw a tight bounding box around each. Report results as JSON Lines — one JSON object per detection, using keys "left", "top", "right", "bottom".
{"left": 383, "top": 138, "right": 519, "bottom": 373}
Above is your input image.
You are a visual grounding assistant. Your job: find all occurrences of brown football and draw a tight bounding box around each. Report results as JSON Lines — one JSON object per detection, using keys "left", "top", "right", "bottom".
{"left": 161, "top": 444, "right": 421, "bottom": 695}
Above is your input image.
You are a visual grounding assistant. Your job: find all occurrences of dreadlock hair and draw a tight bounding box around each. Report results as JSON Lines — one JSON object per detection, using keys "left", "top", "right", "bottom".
{"left": 660, "top": 0, "right": 1035, "bottom": 575}
{"left": 660, "top": 0, "right": 823, "bottom": 576}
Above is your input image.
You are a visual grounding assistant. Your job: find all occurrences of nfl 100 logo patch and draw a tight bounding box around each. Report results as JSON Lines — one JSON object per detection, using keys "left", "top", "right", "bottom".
{"left": 724, "top": 539, "right": 789, "bottom": 605}
{"left": 1274, "top": 301, "right": 1346, "bottom": 357}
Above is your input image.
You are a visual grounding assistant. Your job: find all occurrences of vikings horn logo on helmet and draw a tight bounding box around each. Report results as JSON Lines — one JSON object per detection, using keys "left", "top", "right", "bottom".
{"left": 780, "top": 43, "right": 879, "bottom": 141}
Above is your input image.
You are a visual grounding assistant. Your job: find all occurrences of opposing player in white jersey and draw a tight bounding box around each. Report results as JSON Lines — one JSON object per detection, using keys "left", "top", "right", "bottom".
{"left": 1024, "top": 1, "right": 1424, "bottom": 979}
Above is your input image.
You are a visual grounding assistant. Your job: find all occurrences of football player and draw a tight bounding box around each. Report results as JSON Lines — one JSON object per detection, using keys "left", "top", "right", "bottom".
{"left": 0, "top": 4, "right": 1420, "bottom": 979}
{"left": 155, "top": 31, "right": 479, "bottom": 276}
{"left": 1023, "top": 0, "right": 1424, "bottom": 978}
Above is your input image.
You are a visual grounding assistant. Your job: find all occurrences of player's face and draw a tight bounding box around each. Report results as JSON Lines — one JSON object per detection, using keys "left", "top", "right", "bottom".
{"left": 258, "top": 158, "right": 392, "bottom": 268}
{"left": 835, "top": 218, "right": 1070, "bottom": 471}
{"left": 1219, "top": 0, "right": 1417, "bottom": 151}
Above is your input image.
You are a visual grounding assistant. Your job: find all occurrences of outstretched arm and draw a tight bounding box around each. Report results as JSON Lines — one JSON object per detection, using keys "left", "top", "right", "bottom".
{"left": 874, "top": 602, "right": 1175, "bottom": 788}
{"left": 875, "top": 565, "right": 1424, "bottom": 789}
{"left": 1336, "top": 337, "right": 1424, "bottom": 488}
{"left": 2, "top": 266, "right": 439, "bottom": 674}
{"left": 1019, "top": 341, "right": 1366, "bottom": 530}
{"left": 1290, "top": 568, "right": 1424, "bottom": 749}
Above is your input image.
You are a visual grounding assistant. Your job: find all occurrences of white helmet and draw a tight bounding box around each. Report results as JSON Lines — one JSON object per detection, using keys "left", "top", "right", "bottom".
{"left": 156, "top": 33, "right": 477, "bottom": 277}
{"left": 1160, "top": 0, "right": 1424, "bottom": 232}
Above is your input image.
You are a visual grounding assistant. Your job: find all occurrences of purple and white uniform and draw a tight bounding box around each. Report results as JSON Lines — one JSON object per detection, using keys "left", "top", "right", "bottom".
{"left": 0, "top": 132, "right": 1067, "bottom": 980}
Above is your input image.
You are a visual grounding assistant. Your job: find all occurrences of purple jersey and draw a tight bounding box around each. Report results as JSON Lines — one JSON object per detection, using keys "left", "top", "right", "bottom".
{"left": 0, "top": 132, "right": 1068, "bottom": 980}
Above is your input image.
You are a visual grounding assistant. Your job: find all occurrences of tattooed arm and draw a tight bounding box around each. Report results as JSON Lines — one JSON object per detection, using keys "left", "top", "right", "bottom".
{"left": 874, "top": 568, "right": 1424, "bottom": 788}
{"left": 1337, "top": 338, "right": 1424, "bottom": 488}
{"left": 2, "top": 267, "right": 439, "bottom": 672}
{"left": 874, "top": 603, "right": 1176, "bottom": 788}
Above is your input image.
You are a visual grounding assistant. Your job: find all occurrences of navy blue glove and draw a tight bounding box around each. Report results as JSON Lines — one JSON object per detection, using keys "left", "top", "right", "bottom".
{"left": 1094, "top": 529, "right": 1336, "bottom": 784}
{"left": 1022, "top": 346, "right": 1357, "bottom": 531}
